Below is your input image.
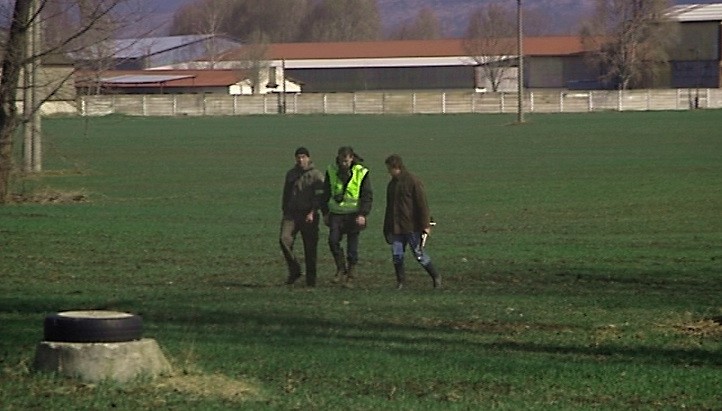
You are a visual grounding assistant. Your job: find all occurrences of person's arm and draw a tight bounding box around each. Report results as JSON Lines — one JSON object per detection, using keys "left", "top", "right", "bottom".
{"left": 310, "top": 170, "right": 326, "bottom": 212}
{"left": 357, "top": 172, "right": 373, "bottom": 216}
{"left": 414, "top": 178, "right": 432, "bottom": 232}
{"left": 281, "top": 171, "right": 292, "bottom": 216}
{"left": 383, "top": 181, "right": 394, "bottom": 243}
{"left": 355, "top": 172, "right": 373, "bottom": 228}
{"left": 320, "top": 170, "right": 331, "bottom": 216}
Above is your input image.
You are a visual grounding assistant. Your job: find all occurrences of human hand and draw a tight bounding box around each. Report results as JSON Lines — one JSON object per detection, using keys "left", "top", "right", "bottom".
{"left": 356, "top": 215, "right": 367, "bottom": 229}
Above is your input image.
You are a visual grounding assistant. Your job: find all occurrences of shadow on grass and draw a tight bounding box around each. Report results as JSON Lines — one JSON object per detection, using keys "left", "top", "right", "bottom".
{"left": 147, "top": 307, "right": 722, "bottom": 369}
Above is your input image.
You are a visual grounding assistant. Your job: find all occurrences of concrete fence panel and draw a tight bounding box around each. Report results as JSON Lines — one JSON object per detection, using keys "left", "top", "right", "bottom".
{"left": 444, "top": 92, "right": 475, "bottom": 114}
{"left": 353, "top": 93, "right": 385, "bottom": 114}
{"left": 384, "top": 93, "right": 414, "bottom": 114}
{"left": 295, "top": 93, "right": 326, "bottom": 114}
{"left": 324, "top": 94, "right": 355, "bottom": 114}
{"left": 78, "top": 89, "right": 722, "bottom": 117}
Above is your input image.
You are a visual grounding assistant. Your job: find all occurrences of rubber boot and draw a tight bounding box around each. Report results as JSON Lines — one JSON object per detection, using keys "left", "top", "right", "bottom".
{"left": 345, "top": 264, "right": 356, "bottom": 288}
{"left": 424, "top": 262, "right": 441, "bottom": 289}
{"left": 332, "top": 254, "right": 347, "bottom": 284}
{"left": 285, "top": 268, "right": 302, "bottom": 285}
{"left": 306, "top": 271, "right": 316, "bottom": 287}
{"left": 394, "top": 263, "right": 405, "bottom": 290}
{"left": 346, "top": 264, "right": 356, "bottom": 280}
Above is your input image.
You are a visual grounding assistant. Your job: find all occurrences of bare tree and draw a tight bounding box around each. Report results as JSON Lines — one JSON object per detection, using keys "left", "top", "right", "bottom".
{"left": 170, "top": 0, "right": 381, "bottom": 43}
{"left": 390, "top": 7, "right": 442, "bottom": 40}
{"left": 299, "top": 0, "right": 381, "bottom": 42}
{"left": 169, "top": 0, "right": 234, "bottom": 69}
{"left": 0, "top": 1, "right": 32, "bottom": 203}
{"left": 230, "top": 30, "right": 270, "bottom": 95}
{"left": 232, "top": 0, "right": 310, "bottom": 43}
{"left": 462, "top": 3, "right": 517, "bottom": 92}
{"left": 0, "top": 0, "right": 143, "bottom": 203}
{"left": 170, "top": 0, "right": 311, "bottom": 44}
{"left": 580, "top": 0, "right": 678, "bottom": 90}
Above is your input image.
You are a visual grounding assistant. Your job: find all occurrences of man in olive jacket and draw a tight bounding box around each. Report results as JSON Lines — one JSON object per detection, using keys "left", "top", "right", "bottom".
{"left": 383, "top": 154, "right": 441, "bottom": 289}
{"left": 280, "top": 147, "right": 325, "bottom": 286}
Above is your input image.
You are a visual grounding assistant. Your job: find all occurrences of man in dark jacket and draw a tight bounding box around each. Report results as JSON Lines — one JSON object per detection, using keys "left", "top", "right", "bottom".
{"left": 321, "top": 146, "right": 373, "bottom": 286}
{"left": 280, "top": 147, "right": 325, "bottom": 286}
{"left": 383, "top": 154, "right": 441, "bottom": 289}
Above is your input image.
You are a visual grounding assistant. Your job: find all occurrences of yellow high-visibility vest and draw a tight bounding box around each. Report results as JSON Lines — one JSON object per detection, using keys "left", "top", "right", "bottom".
{"left": 327, "top": 163, "right": 368, "bottom": 214}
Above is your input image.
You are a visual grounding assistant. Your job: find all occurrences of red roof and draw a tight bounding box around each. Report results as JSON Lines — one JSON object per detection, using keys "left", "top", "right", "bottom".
{"left": 219, "top": 36, "right": 593, "bottom": 61}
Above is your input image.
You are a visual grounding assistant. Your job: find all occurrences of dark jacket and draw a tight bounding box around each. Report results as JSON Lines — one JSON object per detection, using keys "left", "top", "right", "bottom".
{"left": 384, "top": 170, "right": 431, "bottom": 236}
{"left": 282, "top": 162, "right": 325, "bottom": 218}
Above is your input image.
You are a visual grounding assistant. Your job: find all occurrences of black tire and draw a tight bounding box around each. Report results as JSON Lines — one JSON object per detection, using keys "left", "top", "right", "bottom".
{"left": 44, "top": 311, "right": 143, "bottom": 343}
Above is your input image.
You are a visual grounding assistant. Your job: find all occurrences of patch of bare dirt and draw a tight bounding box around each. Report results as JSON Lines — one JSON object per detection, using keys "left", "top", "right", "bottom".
{"left": 674, "top": 319, "right": 722, "bottom": 338}
{"left": 153, "top": 372, "right": 262, "bottom": 402}
{"left": 11, "top": 189, "right": 88, "bottom": 204}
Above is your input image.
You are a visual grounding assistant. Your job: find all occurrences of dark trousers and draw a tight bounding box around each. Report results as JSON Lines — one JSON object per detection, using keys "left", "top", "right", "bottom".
{"left": 279, "top": 214, "right": 319, "bottom": 285}
{"left": 327, "top": 213, "right": 361, "bottom": 269}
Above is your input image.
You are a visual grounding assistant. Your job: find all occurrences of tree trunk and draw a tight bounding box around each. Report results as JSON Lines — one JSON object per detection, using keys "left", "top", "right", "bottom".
{"left": 0, "top": 0, "right": 32, "bottom": 203}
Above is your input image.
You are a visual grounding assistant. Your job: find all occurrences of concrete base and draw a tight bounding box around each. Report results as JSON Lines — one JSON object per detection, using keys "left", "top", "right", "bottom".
{"left": 33, "top": 338, "right": 172, "bottom": 383}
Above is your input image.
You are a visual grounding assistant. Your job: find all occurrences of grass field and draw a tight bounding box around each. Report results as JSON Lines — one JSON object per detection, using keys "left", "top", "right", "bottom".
{"left": 1, "top": 111, "right": 721, "bottom": 409}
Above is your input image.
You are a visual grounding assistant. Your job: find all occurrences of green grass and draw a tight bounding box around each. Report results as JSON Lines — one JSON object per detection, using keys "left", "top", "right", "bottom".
{"left": 1, "top": 112, "right": 721, "bottom": 409}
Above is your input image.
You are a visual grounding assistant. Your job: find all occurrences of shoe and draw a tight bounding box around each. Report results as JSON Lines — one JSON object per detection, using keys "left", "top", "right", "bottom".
{"left": 432, "top": 275, "right": 442, "bottom": 289}
{"left": 331, "top": 269, "right": 345, "bottom": 284}
{"left": 346, "top": 264, "right": 356, "bottom": 280}
{"left": 285, "top": 272, "right": 301, "bottom": 285}
{"left": 396, "top": 282, "right": 404, "bottom": 290}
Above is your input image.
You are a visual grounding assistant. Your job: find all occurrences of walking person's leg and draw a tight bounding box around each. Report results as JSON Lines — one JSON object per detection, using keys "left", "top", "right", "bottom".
{"left": 409, "top": 232, "right": 442, "bottom": 288}
{"left": 279, "top": 218, "right": 302, "bottom": 284}
{"left": 391, "top": 234, "right": 407, "bottom": 289}
{"left": 301, "top": 216, "right": 320, "bottom": 286}
{"left": 327, "top": 214, "right": 347, "bottom": 281}
{"left": 346, "top": 229, "right": 360, "bottom": 281}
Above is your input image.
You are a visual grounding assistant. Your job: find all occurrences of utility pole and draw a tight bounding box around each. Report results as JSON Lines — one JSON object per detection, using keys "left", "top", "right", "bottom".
{"left": 23, "top": 0, "right": 42, "bottom": 172}
{"left": 282, "top": 58, "right": 287, "bottom": 114}
{"left": 516, "top": 0, "right": 525, "bottom": 123}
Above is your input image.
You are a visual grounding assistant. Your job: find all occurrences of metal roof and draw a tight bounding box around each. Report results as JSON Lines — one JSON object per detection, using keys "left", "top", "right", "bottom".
{"left": 100, "top": 74, "right": 194, "bottom": 84}
{"left": 105, "top": 35, "right": 215, "bottom": 58}
{"left": 666, "top": 4, "right": 722, "bottom": 22}
{"left": 78, "top": 70, "right": 249, "bottom": 88}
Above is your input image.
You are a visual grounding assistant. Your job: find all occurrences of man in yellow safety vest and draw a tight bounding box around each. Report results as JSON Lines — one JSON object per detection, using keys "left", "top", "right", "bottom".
{"left": 321, "top": 146, "right": 373, "bottom": 286}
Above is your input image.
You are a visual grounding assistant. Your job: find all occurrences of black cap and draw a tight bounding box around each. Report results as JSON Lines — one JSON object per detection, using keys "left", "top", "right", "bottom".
{"left": 295, "top": 147, "right": 310, "bottom": 156}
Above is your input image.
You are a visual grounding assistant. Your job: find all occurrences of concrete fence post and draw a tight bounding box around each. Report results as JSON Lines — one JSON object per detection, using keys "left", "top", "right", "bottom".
{"left": 559, "top": 92, "right": 564, "bottom": 113}
{"left": 530, "top": 91, "right": 534, "bottom": 113}
{"left": 589, "top": 92, "right": 593, "bottom": 112}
